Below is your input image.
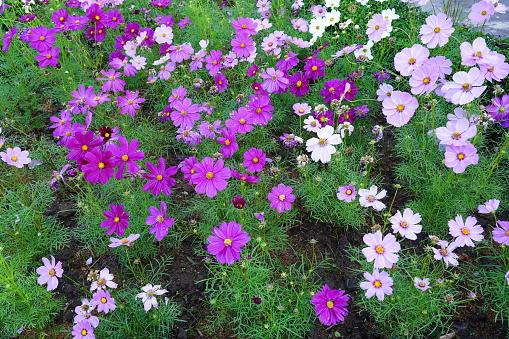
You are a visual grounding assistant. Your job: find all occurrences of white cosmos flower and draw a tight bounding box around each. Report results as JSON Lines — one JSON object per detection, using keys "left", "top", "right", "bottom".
{"left": 306, "top": 125, "right": 343, "bottom": 163}
{"left": 136, "top": 284, "right": 168, "bottom": 312}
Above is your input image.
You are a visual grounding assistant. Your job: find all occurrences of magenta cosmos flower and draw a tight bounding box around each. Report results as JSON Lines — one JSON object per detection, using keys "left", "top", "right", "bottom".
{"left": 146, "top": 201, "right": 174, "bottom": 241}
{"left": 389, "top": 208, "right": 422, "bottom": 240}
{"left": 414, "top": 277, "right": 431, "bottom": 291}
{"left": 242, "top": 148, "right": 266, "bottom": 173}
{"left": 92, "top": 289, "right": 116, "bottom": 314}
{"left": 360, "top": 269, "right": 394, "bottom": 301}
{"left": 268, "top": 184, "right": 295, "bottom": 213}
{"left": 0, "top": 147, "right": 31, "bottom": 168}
{"left": 382, "top": 91, "right": 419, "bottom": 127}
{"left": 442, "top": 68, "right": 487, "bottom": 105}
{"left": 101, "top": 204, "right": 130, "bottom": 236}
{"left": 449, "top": 215, "right": 484, "bottom": 247}
{"left": 191, "top": 157, "right": 231, "bottom": 198}
{"left": 170, "top": 98, "right": 200, "bottom": 128}
{"left": 310, "top": 285, "right": 349, "bottom": 326}
{"left": 337, "top": 185, "right": 357, "bottom": 203}
{"left": 108, "top": 136, "right": 145, "bottom": 180}
{"left": 493, "top": 221, "right": 509, "bottom": 245}
{"left": 260, "top": 67, "right": 289, "bottom": 93}
{"left": 82, "top": 148, "right": 115, "bottom": 184}
{"left": 118, "top": 90, "right": 145, "bottom": 116}
{"left": 444, "top": 143, "right": 479, "bottom": 173}
{"left": 362, "top": 231, "right": 401, "bottom": 269}
{"left": 207, "top": 221, "right": 250, "bottom": 265}
{"left": 37, "top": 255, "right": 63, "bottom": 291}
{"left": 358, "top": 185, "right": 386, "bottom": 211}
{"left": 419, "top": 13, "right": 455, "bottom": 48}
{"left": 34, "top": 46, "right": 60, "bottom": 68}
{"left": 143, "top": 157, "right": 177, "bottom": 196}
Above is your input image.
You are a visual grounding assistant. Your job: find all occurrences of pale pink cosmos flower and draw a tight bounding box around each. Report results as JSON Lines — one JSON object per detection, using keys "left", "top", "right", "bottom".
{"left": 460, "top": 37, "right": 491, "bottom": 66}
{"left": 425, "top": 56, "right": 453, "bottom": 79}
{"left": 389, "top": 208, "right": 422, "bottom": 240}
{"left": 259, "top": 67, "right": 289, "bottom": 93}
{"left": 90, "top": 267, "right": 118, "bottom": 291}
{"left": 305, "top": 125, "right": 343, "bottom": 163}
{"left": 108, "top": 234, "right": 140, "bottom": 247}
{"left": 488, "top": 0, "right": 507, "bottom": 13}
{"left": 303, "top": 116, "right": 321, "bottom": 133}
{"left": 359, "top": 269, "right": 394, "bottom": 301}
{"left": 493, "top": 221, "right": 509, "bottom": 245}
{"left": 442, "top": 68, "right": 487, "bottom": 105}
{"left": 382, "top": 90, "right": 419, "bottom": 127}
{"left": 358, "top": 185, "right": 386, "bottom": 211}
{"left": 479, "top": 52, "right": 509, "bottom": 82}
{"left": 362, "top": 231, "right": 400, "bottom": 269}
{"left": 444, "top": 142, "right": 479, "bottom": 173}
{"left": 414, "top": 277, "right": 431, "bottom": 291}
{"left": 136, "top": 284, "right": 168, "bottom": 312}
{"left": 293, "top": 103, "right": 312, "bottom": 116}
{"left": 376, "top": 83, "right": 393, "bottom": 101}
{"left": 478, "top": 199, "right": 500, "bottom": 213}
{"left": 433, "top": 241, "right": 459, "bottom": 267}
{"left": 449, "top": 215, "right": 484, "bottom": 247}
{"left": 394, "top": 44, "right": 429, "bottom": 76}
{"left": 0, "top": 147, "right": 31, "bottom": 168}
{"left": 420, "top": 13, "right": 455, "bottom": 48}
{"left": 37, "top": 255, "right": 63, "bottom": 291}
{"left": 409, "top": 64, "right": 439, "bottom": 95}
{"left": 92, "top": 290, "right": 116, "bottom": 314}
{"left": 366, "top": 14, "right": 389, "bottom": 43}
{"left": 435, "top": 118, "right": 477, "bottom": 146}
{"left": 154, "top": 24, "right": 174, "bottom": 44}
{"left": 468, "top": 0, "right": 495, "bottom": 23}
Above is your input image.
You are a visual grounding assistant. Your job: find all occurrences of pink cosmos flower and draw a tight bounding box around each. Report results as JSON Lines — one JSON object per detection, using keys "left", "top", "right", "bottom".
{"left": 362, "top": 231, "right": 400, "bottom": 269}
{"left": 460, "top": 37, "right": 491, "bottom": 66}
{"left": 90, "top": 267, "right": 118, "bottom": 291}
{"left": 382, "top": 91, "right": 419, "bottom": 127}
{"left": 143, "top": 157, "right": 177, "bottom": 196}
{"left": 82, "top": 148, "right": 115, "bottom": 184}
{"left": 108, "top": 136, "right": 145, "bottom": 180}
{"left": 72, "top": 321, "right": 94, "bottom": 339}
{"left": 0, "top": 147, "right": 31, "bottom": 168}
{"left": 449, "top": 215, "right": 484, "bottom": 247}
{"left": 337, "top": 185, "right": 357, "bottom": 203}
{"left": 268, "top": 184, "right": 295, "bottom": 213}
{"left": 414, "top": 277, "right": 431, "bottom": 291}
{"left": 191, "top": 157, "right": 231, "bottom": 198}
{"left": 232, "top": 17, "right": 257, "bottom": 35}
{"left": 28, "top": 26, "right": 56, "bottom": 52}
{"left": 95, "top": 69, "right": 125, "bottom": 93}
{"left": 433, "top": 241, "right": 459, "bottom": 267}
{"left": 442, "top": 68, "right": 486, "bottom": 105}
{"left": 108, "top": 234, "right": 140, "bottom": 247}
{"left": 246, "top": 95, "right": 274, "bottom": 126}
{"left": 293, "top": 103, "right": 312, "bottom": 116}
{"left": 118, "top": 90, "right": 145, "bottom": 116}
{"left": 468, "top": 0, "right": 495, "bottom": 23}
{"left": 216, "top": 128, "right": 238, "bottom": 158}
{"left": 260, "top": 67, "right": 289, "bottom": 93}
{"left": 435, "top": 118, "right": 477, "bottom": 146}
{"left": 389, "top": 208, "right": 422, "bottom": 240}
{"left": 242, "top": 148, "right": 266, "bottom": 173}
{"left": 493, "top": 221, "right": 509, "bottom": 245}
{"left": 225, "top": 107, "right": 254, "bottom": 134}
{"left": 204, "top": 50, "right": 222, "bottom": 76}
{"left": 310, "top": 285, "right": 349, "bottom": 326}
{"left": 231, "top": 33, "right": 255, "bottom": 58}
{"left": 359, "top": 269, "right": 394, "bottom": 301}
{"left": 394, "top": 44, "right": 429, "bottom": 76}
{"left": 34, "top": 46, "right": 60, "bottom": 68}
{"left": 478, "top": 199, "right": 500, "bottom": 213}
{"left": 419, "top": 13, "right": 455, "bottom": 48}
{"left": 366, "top": 14, "right": 389, "bottom": 42}
{"left": 480, "top": 52, "right": 509, "bottom": 83}
{"left": 101, "top": 204, "right": 130, "bottom": 237}
{"left": 170, "top": 98, "right": 200, "bottom": 128}
{"left": 409, "top": 64, "right": 439, "bottom": 95}
{"left": 358, "top": 185, "right": 387, "bottom": 211}
{"left": 92, "top": 289, "right": 116, "bottom": 314}
{"left": 136, "top": 284, "right": 168, "bottom": 312}
{"left": 444, "top": 143, "right": 479, "bottom": 173}
{"left": 37, "top": 256, "right": 63, "bottom": 291}
{"left": 146, "top": 201, "right": 174, "bottom": 241}
{"left": 306, "top": 125, "right": 343, "bottom": 163}
{"left": 207, "top": 221, "right": 250, "bottom": 265}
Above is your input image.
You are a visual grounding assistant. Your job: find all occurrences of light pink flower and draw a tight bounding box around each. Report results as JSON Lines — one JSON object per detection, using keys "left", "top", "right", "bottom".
{"left": 382, "top": 91, "right": 419, "bottom": 127}
{"left": 394, "top": 44, "right": 429, "bottom": 76}
{"left": 359, "top": 269, "right": 393, "bottom": 301}
{"left": 389, "top": 208, "right": 422, "bottom": 240}
{"left": 420, "top": 13, "right": 455, "bottom": 48}
{"left": 358, "top": 185, "right": 386, "bottom": 211}
{"left": 478, "top": 199, "right": 500, "bottom": 213}
{"left": 0, "top": 147, "right": 31, "bottom": 168}
{"left": 435, "top": 118, "right": 477, "bottom": 146}
{"left": 449, "top": 215, "right": 484, "bottom": 247}
{"left": 366, "top": 14, "right": 389, "bottom": 42}
{"left": 36, "top": 255, "right": 63, "bottom": 291}
{"left": 468, "top": 0, "right": 495, "bottom": 23}
{"left": 442, "top": 68, "right": 486, "bottom": 105}
{"left": 433, "top": 241, "right": 459, "bottom": 267}
{"left": 460, "top": 37, "right": 491, "bottom": 66}
{"left": 362, "top": 231, "right": 400, "bottom": 269}
{"left": 444, "top": 142, "right": 479, "bottom": 173}
{"left": 414, "top": 277, "right": 431, "bottom": 291}
{"left": 90, "top": 267, "right": 118, "bottom": 291}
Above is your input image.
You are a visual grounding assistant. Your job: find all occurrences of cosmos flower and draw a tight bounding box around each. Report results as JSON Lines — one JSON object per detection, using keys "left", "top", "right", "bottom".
{"left": 441, "top": 68, "right": 486, "bottom": 105}
{"left": 191, "top": 157, "right": 231, "bottom": 198}
{"left": 389, "top": 208, "right": 422, "bottom": 240}
{"left": 382, "top": 91, "right": 419, "bottom": 127}
{"left": 444, "top": 142, "right": 479, "bottom": 173}
{"left": 419, "top": 13, "right": 455, "bottom": 48}
{"left": 0, "top": 147, "right": 31, "bottom": 168}
{"left": 493, "top": 221, "right": 509, "bottom": 245}
{"left": 92, "top": 289, "right": 116, "bottom": 314}
{"left": 90, "top": 267, "right": 118, "bottom": 291}
{"left": 362, "top": 231, "right": 400, "bottom": 269}
{"left": 37, "top": 256, "right": 63, "bottom": 291}
{"left": 337, "top": 185, "right": 357, "bottom": 203}
{"left": 478, "top": 199, "right": 500, "bottom": 214}
{"left": 267, "top": 184, "right": 295, "bottom": 213}
{"left": 448, "top": 215, "right": 484, "bottom": 247}
{"left": 108, "top": 234, "right": 140, "bottom": 247}
{"left": 207, "top": 221, "right": 250, "bottom": 265}
{"left": 136, "top": 284, "right": 168, "bottom": 312}
{"left": 414, "top": 277, "right": 431, "bottom": 291}
{"left": 360, "top": 269, "right": 394, "bottom": 301}
{"left": 432, "top": 241, "right": 459, "bottom": 267}
{"left": 394, "top": 44, "right": 429, "bottom": 76}
{"left": 358, "top": 185, "right": 386, "bottom": 211}
{"left": 310, "top": 285, "right": 350, "bottom": 326}
{"left": 305, "top": 125, "right": 343, "bottom": 163}
{"left": 101, "top": 204, "right": 130, "bottom": 237}
{"left": 146, "top": 201, "right": 174, "bottom": 241}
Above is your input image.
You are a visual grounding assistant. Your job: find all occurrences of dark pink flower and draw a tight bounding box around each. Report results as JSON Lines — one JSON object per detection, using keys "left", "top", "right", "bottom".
{"left": 170, "top": 98, "right": 200, "bottom": 127}
{"left": 216, "top": 128, "right": 238, "bottom": 158}
{"left": 207, "top": 221, "right": 250, "bottom": 265}
{"left": 118, "top": 90, "right": 145, "bottom": 116}
{"left": 205, "top": 50, "right": 223, "bottom": 76}
{"left": 242, "top": 148, "right": 266, "bottom": 173}
{"left": 146, "top": 201, "right": 174, "bottom": 241}
{"left": 191, "top": 157, "right": 231, "bottom": 198}
{"left": 101, "top": 204, "right": 130, "bottom": 236}
{"left": 143, "top": 157, "right": 177, "bottom": 196}
{"left": 34, "top": 46, "right": 60, "bottom": 68}
{"left": 82, "top": 148, "right": 115, "bottom": 184}
{"left": 107, "top": 136, "right": 145, "bottom": 180}
{"left": 268, "top": 184, "right": 295, "bottom": 213}
{"left": 310, "top": 285, "right": 349, "bottom": 326}
{"left": 246, "top": 95, "right": 274, "bottom": 126}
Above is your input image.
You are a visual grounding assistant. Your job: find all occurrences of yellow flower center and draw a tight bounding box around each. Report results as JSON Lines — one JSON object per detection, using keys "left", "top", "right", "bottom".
{"left": 213, "top": 60, "right": 218, "bottom": 65}
{"left": 11, "top": 156, "right": 18, "bottom": 161}
{"left": 461, "top": 227, "right": 470, "bottom": 235}
{"left": 367, "top": 195, "right": 375, "bottom": 202}
{"left": 95, "top": 15, "right": 100, "bottom": 20}
{"left": 127, "top": 100, "right": 133, "bottom": 104}
{"left": 375, "top": 245, "right": 384, "bottom": 254}
{"left": 252, "top": 157, "right": 259, "bottom": 163}
{"left": 46, "top": 54, "right": 52, "bottom": 59}
{"left": 419, "top": 282, "right": 425, "bottom": 287}
{"left": 346, "top": 189, "right": 352, "bottom": 195}
{"left": 296, "top": 81, "right": 302, "bottom": 87}
{"left": 397, "top": 105, "right": 405, "bottom": 112}
{"left": 49, "top": 269, "right": 56, "bottom": 276}
{"left": 81, "top": 329, "right": 88, "bottom": 335}
{"left": 181, "top": 110, "right": 187, "bottom": 116}
{"left": 256, "top": 108, "right": 262, "bottom": 114}
{"left": 241, "top": 24, "right": 247, "bottom": 28}
{"left": 400, "top": 221, "right": 408, "bottom": 228}
{"left": 299, "top": 109, "right": 304, "bottom": 113}
{"left": 100, "top": 297, "right": 107, "bottom": 303}
{"left": 279, "top": 194, "right": 286, "bottom": 201}
{"left": 329, "top": 87, "right": 335, "bottom": 93}
{"left": 156, "top": 175, "right": 163, "bottom": 180}
{"left": 452, "top": 132, "right": 461, "bottom": 139}
{"left": 409, "top": 58, "right": 416, "bottom": 64}
{"left": 81, "top": 145, "right": 88, "bottom": 151}
{"left": 97, "top": 278, "right": 105, "bottom": 286}
{"left": 326, "top": 301, "right": 334, "bottom": 308}
{"left": 156, "top": 215, "right": 164, "bottom": 222}
{"left": 440, "top": 248, "right": 448, "bottom": 256}
{"left": 318, "top": 138, "right": 326, "bottom": 145}
{"left": 240, "top": 43, "right": 245, "bottom": 48}
{"left": 40, "top": 36, "right": 45, "bottom": 41}
{"left": 423, "top": 77, "right": 430, "bottom": 84}
{"left": 239, "top": 118, "right": 246, "bottom": 124}
{"left": 114, "top": 217, "right": 120, "bottom": 222}
{"left": 373, "top": 280, "right": 382, "bottom": 288}
{"left": 225, "top": 140, "right": 231, "bottom": 146}
{"left": 457, "top": 153, "right": 465, "bottom": 160}
{"left": 312, "top": 66, "right": 318, "bottom": 71}
{"left": 505, "top": 230, "right": 509, "bottom": 236}
{"left": 98, "top": 162, "right": 105, "bottom": 169}
{"left": 434, "top": 27, "right": 441, "bottom": 33}
{"left": 122, "top": 155, "right": 129, "bottom": 161}
{"left": 481, "top": 10, "right": 487, "bottom": 15}
{"left": 121, "top": 238, "right": 128, "bottom": 244}
{"left": 206, "top": 172, "right": 214, "bottom": 179}
{"left": 224, "top": 238, "right": 232, "bottom": 246}
{"left": 374, "top": 25, "right": 380, "bottom": 30}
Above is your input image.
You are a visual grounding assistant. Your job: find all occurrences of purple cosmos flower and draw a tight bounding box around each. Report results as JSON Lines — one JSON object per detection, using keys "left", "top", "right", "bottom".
{"left": 442, "top": 68, "right": 487, "bottom": 105}
{"left": 107, "top": 136, "right": 145, "bottom": 180}
{"left": 449, "top": 215, "right": 484, "bottom": 247}
{"left": 216, "top": 128, "right": 238, "bottom": 158}
{"left": 242, "top": 148, "right": 266, "bottom": 173}
{"left": 389, "top": 208, "right": 422, "bottom": 240}
{"left": 246, "top": 95, "right": 274, "bottom": 126}
{"left": 246, "top": 64, "right": 258, "bottom": 77}
{"left": 310, "top": 285, "right": 349, "bottom": 326}
{"left": 231, "top": 33, "right": 255, "bottom": 58}
{"left": 433, "top": 241, "right": 459, "bottom": 267}
{"left": 214, "top": 73, "right": 228, "bottom": 92}
{"left": 304, "top": 58, "right": 326, "bottom": 80}
{"left": 358, "top": 185, "right": 387, "bottom": 211}
{"left": 420, "top": 13, "right": 455, "bottom": 48}
{"left": 90, "top": 267, "right": 118, "bottom": 291}
{"left": 143, "top": 158, "right": 177, "bottom": 196}
{"left": 101, "top": 204, "right": 129, "bottom": 237}
{"left": 362, "top": 231, "right": 400, "bottom": 269}
{"left": 225, "top": 107, "right": 254, "bottom": 134}
{"left": 72, "top": 321, "right": 94, "bottom": 339}
{"left": 191, "top": 157, "right": 231, "bottom": 198}
{"left": 493, "top": 221, "right": 509, "bottom": 245}
{"left": 2, "top": 26, "right": 18, "bottom": 53}
{"left": 480, "top": 52, "right": 509, "bottom": 83}
{"left": 293, "top": 103, "right": 311, "bottom": 116}
{"left": 207, "top": 221, "right": 250, "bottom": 265}
{"left": 289, "top": 72, "right": 310, "bottom": 97}
{"left": 320, "top": 79, "right": 343, "bottom": 103}
{"left": 232, "top": 17, "right": 257, "bottom": 35}
{"left": 478, "top": 199, "right": 500, "bottom": 213}
{"left": 306, "top": 125, "right": 343, "bottom": 163}
{"left": 444, "top": 142, "right": 479, "bottom": 173}
{"left": 337, "top": 185, "right": 357, "bottom": 203}
{"left": 366, "top": 14, "right": 389, "bottom": 42}
{"left": 276, "top": 52, "right": 299, "bottom": 71}
{"left": 34, "top": 46, "right": 60, "bottom": 68}
{"left": 0, "top": 147, "right": 31, "bottom": 168}
{"left": 179, "top": 156, "right": 198, "bottom": 183}
{"left": 136, "top": 284, "right": 168, "bottom": 312}
{"left": 146, "top": 201, "right": 174, "bottom": 241}
{"left": 170, "top": 98, "right": 200, "bottom": 127}
{"left": 435, "top": 118, "right": 477, "bottom": 146}
{"left": 268, "top": 184, "right": 295, "bottom": 213}
{"left": 469, "top": 0, "right": 495, "bottom": 23}
{"left": 394, "top": 44, "right": 430, "bottom": 76}
{"left": 232, "top": 196, "right": 246, "bottom": 209}
{"left": 118, "top": 90, "right": 145, "bottom": 116}
{"left": 231, "top": 170, "right": 260, "bottom": 183}
{"left": 37, "top": 256, "right": 63, "bottom": 291}
{"left": 92, "top": 289, "right": 116, "bottom": 314}
{"left": 260, "top": 67, "right": 289, "bottom": 93}
{"left": 382, "top": 91, "right": 419, "bottom": 127}
{"left": 360, "top": 269, "right": 394, "bottom": 301}
{"left": 81, "top": 148, "right": 115, "bottom": 184}
{"left": 460, "top": 37, "right": 490, "bottom": 66}
{"left": 414, "top": 277, "right": 431, "bottom": 291}
{"left": 28, "top": 26, "right": 56, "bottom": 52}
{"left": 108, "top": 234, "right": 140, "bottom": 247}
